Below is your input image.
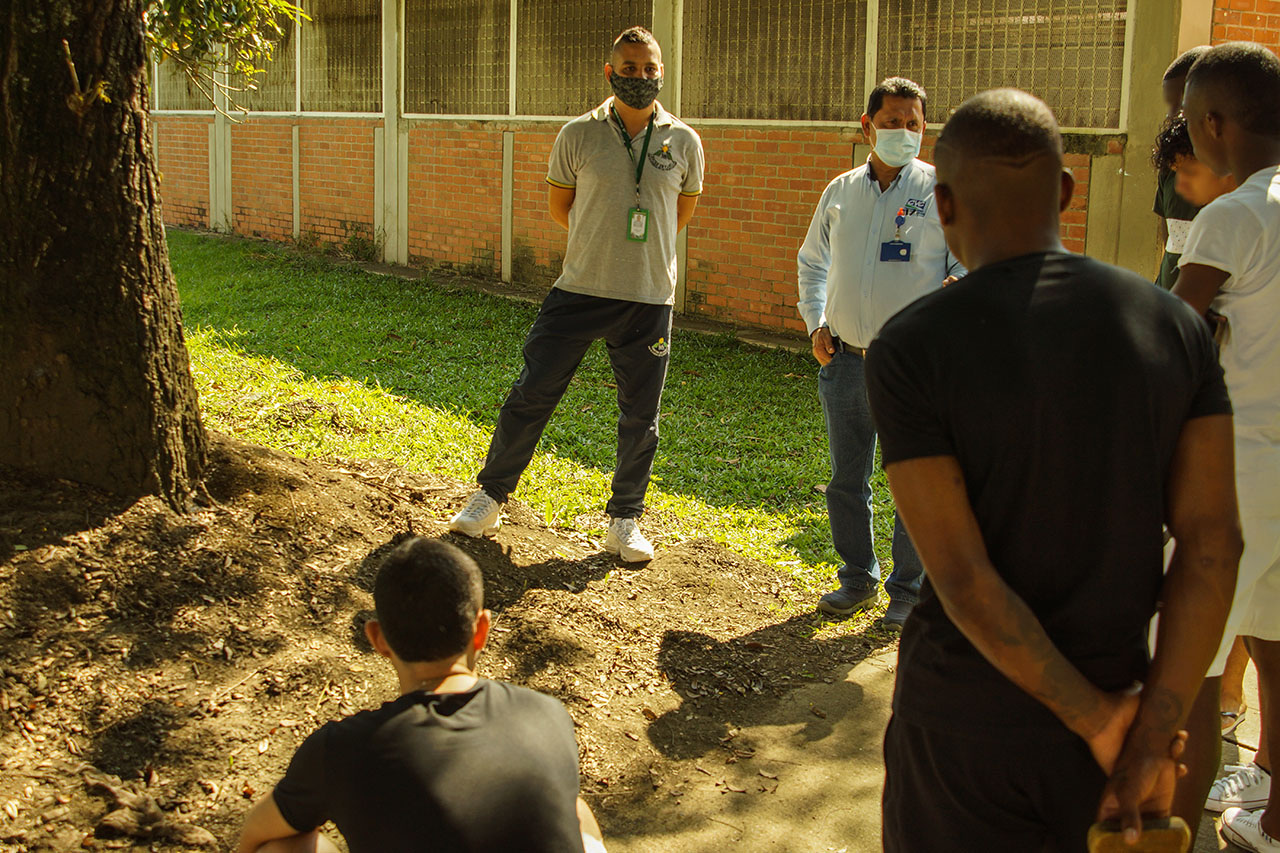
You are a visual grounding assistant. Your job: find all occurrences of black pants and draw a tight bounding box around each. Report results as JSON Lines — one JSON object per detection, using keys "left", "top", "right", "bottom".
{"left": 882, "top": 715, "right": 1105, "bottom": 852}
{"left": 477, "top": 289, "right": 672, "bottom": 519}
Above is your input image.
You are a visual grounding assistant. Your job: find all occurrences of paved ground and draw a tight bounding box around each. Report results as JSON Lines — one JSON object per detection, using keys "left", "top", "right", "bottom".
{"left": 606, "top": 649, "right": 1259, "bottom": 852}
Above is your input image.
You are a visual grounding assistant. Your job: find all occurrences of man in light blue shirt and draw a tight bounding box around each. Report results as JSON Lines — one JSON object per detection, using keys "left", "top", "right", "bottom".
{"left": 797, "top": 77, "right": 962, "bottom": 630}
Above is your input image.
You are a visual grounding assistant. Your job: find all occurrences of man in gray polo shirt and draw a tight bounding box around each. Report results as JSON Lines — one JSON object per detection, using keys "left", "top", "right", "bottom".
{"left": 449, "top": 25, "right": 704, "bottom": 563}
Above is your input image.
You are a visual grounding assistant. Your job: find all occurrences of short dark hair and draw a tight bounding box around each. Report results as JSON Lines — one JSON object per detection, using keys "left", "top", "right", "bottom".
{"left": 1164, "top": 45, "right": 1211, "bottom": 81}
{"left": 613, "top": 26, "right": 658, "bottom": 53}
{"left": 1152, "top": 115, "right": 1196, "bottom": 173}
{"left": 373, "top": 537, "right": 483, "bottom": 663}
{"left": 866, "top": 77, "right": 927, "bottom": 121}
{"left": 937, "top": 88, "right": 1061, "bottom": 164}
{"left": 1187, "top": 41, "right": 1280, "bottom": 136}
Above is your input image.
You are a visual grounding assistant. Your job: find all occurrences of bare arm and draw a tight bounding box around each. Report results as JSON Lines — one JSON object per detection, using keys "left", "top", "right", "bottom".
{"left": 548, "top": 185, "right": 575, "bottom": 231}
{"left": 884, "top": 456, "right": 1134, "bottom": 759}
{"left": 1099, "top": 414, "right": 1241, "bottom": 834}
{"left": 237, "top": 791, "right": 305, "bottom": 853}
{"left": 676, "top": 193, "right": 699, "bottom": 233}
{"left": 1172, "top": 263, "right": 1229, "bottom": 316}
{"left": 1157, "top": 216, "right": 1168, "bottom": 255}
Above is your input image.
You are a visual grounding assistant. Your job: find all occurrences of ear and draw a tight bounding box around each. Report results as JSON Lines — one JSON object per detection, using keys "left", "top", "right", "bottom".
{"left": 1205, "top": 110, "right": 1225, "bottom": 140}
{"left": 365, "top": 619, "right": 393, "bottom": 660}
{"left": 934, "top": 183, "right": 956, "bottom": 227}
{"left": 604, "top": 63, "right": 614, "bottom": 82}
{"left": 860, "top": 113, "right": 873, "bottom": 142}
{"left": 472, "top": 609, "right": 491, "bottom": 654}
{"left": 1059, "top": 167, "right": 1076, "bottom": 214}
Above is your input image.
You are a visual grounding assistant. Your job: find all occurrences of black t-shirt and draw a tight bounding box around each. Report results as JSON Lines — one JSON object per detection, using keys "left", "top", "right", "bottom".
{"left": 865, "top": 251, "right": 1231, "bottom": 736}
{"left": 272, "top": 680, "right": 585, "bottom": 852}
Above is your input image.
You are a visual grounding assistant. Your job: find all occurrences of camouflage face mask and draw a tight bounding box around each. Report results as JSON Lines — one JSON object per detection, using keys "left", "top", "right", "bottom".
{"left": 610, "top": 74, "right": 663, "bottom": 110}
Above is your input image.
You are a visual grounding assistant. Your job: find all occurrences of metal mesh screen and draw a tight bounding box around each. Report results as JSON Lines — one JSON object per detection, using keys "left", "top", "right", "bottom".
{"left": 300, "top": 0, "right": 382, "bottom": 112}
{"left": 404, "top": 0, "right": 509, "bottom": 115}
{"left": 154, "top": 59, "right": 210, "bottom": 111}
{"left": 682, "top": 0, "right": 868, "bottom": 121}
{"left": 515, "top": 1, "right": 652, "bottom": 116}
{"left": 237, "top": 16, "right": 298, "bottom": 112}
{"left": 878, "top": 1, "right": 1128, "bottom": 129}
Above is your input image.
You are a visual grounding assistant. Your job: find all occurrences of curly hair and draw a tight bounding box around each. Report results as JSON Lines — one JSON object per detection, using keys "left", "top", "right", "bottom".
{"left": 1152, "top": 115, "right": 1195, "bottom": 174}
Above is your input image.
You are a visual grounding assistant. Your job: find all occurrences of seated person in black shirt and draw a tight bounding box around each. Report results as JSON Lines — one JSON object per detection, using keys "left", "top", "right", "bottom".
{"left": 867, "top": 89, "right": 1242, "bottom": 851}
{"left": 236, "top": 537, "right": 606, "bottom": 853}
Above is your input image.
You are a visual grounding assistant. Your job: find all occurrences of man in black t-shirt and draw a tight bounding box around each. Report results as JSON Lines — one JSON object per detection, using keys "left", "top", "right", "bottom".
{"left": 867, "top": 89, "right": 1241, "bottom": 851}
{"left": 236, "top": 538, "right": 604, "bottom": 853}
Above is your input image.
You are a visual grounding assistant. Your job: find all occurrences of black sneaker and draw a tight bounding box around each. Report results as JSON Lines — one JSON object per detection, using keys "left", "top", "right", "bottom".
{"left": 880, "top": 599, "right": 913, "bottom": 633}
{"left": 817, "top": 586, "right": 879, "bottom": 617}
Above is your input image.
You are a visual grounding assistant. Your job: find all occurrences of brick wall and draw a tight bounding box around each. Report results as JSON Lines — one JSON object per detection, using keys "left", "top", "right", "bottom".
{"left": 1212, "top": 0, "right": 1280, "bottom": 47}
{"left": 155, "top": 115, "right": 1096, "bottom": 336}
{"left": 231, "top": 121, "right": 293, "bottom": 240}
{"left": 683, "top": 126, "right": 852, "bottom": 333}
{"left": 406, "top": 126, "right": 504, "bottom": 274}
{"left": 298, "top": 120, "right": 380, "bottom": 248}
{"left": 681, "top": 126, "right": 1093, "bottom": 332}
{"left": 511, "top": 127, "right": 564, "bottom": 289}
{"left": 153, "top": 116, "right": 212, "bottom": 229}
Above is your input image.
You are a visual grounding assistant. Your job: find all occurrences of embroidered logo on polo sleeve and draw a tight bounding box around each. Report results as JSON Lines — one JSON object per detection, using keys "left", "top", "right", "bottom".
{"left": 648, "top": 337, "right": 670, "bottom": 356}
{"left": 648, "top": 142, "right": 677, "bottom": 171}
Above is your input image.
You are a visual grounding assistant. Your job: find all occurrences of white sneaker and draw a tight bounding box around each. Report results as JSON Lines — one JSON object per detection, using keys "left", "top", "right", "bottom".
{"left": 604, "top": 518, "right": 654, "bottom": 563}
{"left": 448, "top": 491, "right": 501, "bottom": 538}
{"left": 1207, "top": 762, "right": 1272, "bottom": 812}
{"left": 1222, "top": 807, "right": 1280, "bottom": 851}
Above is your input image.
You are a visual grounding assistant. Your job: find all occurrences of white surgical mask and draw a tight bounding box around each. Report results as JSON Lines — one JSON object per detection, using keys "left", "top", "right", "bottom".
{"left": 872, "top": 128, "right": 922, "bottom": 168}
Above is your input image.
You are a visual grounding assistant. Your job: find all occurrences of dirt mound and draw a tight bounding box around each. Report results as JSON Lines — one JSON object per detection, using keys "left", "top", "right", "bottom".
{"left": 0, "top": 434, "right": 889, "bottom": 851}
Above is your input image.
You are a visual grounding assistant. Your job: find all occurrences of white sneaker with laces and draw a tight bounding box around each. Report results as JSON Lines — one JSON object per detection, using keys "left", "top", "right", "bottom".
{"left": 1207, "top": 762, "right": 1272, "bottom": 812}
{"left": 1222, "top": 807, "right": 1280, "bottom": 852}
{"left": 448, "top": 491, "right": 501, "bottom": 538}
{"left": 604, "top": 518, "right": 654, "bottom": 563}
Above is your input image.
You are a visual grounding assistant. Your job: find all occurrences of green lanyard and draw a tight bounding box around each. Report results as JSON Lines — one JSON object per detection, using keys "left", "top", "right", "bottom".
{"left": 610, "top": 105, "right": 656, "bottom": 207}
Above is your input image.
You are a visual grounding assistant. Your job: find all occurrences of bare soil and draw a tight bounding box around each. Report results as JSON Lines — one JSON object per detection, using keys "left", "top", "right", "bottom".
{"left": 0, "top": 434, "right": 891, "bottom": 851}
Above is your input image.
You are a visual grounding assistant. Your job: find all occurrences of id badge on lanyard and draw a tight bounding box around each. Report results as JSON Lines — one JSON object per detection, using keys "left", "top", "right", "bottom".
{"left": 880, "top": 207, "right": 912, "bottom": 262}
{"left": 613, "top": 106, "right": 656, "bottom": 243}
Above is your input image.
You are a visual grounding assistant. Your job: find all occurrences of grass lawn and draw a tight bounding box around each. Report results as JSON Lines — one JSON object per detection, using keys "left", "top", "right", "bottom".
{"left": 169, "top": 229, "right": 898, "bottom": 603}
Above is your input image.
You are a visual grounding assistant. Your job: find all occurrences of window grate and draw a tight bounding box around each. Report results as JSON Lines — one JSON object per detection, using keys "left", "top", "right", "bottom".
{"left": 154, "top": 59, "right": 211, "bottom": 111}
{"left": 877, "top": 0, "right": 1128, "bottom": 128}
{"left": 300, "top": 0, "right": 381, "bottom": 112}
{"left": 681, "top": 0, "right": 868, "bottom": 122}
{"left": 237, "top": 15, "right": 298, "bottom": 112}
{"left": 405, "top": 0, "right": 509, "bottom": 115}
{"left": 515, "top": 1, "right": 652, "bottom": 117}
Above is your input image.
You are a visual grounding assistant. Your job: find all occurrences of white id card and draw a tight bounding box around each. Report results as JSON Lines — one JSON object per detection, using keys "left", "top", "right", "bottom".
{"left": 627, "top": 207, "right": 649, "bottom": 242}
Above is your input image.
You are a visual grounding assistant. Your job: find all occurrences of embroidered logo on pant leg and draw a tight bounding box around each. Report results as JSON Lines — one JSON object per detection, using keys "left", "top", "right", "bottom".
{"left": 647, "top": 337, "right": 670, "bottom": 357}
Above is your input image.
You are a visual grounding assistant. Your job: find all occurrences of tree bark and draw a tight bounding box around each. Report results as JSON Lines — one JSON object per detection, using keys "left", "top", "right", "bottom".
{"left": 0, "top": 1, "right": 206, "bottom": 509}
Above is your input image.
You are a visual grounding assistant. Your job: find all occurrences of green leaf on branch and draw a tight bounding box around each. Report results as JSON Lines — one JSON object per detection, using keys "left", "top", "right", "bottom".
{"left": 145, "top": 0, "right": 309, "bottom": 115}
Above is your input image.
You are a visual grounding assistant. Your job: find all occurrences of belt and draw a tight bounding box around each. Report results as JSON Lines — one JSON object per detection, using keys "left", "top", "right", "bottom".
{"left": 831, "top": 337, "right": 866, "bottom": 357}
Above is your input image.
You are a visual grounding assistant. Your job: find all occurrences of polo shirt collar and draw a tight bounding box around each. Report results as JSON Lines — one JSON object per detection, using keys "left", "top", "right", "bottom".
{"left": 593, "top": 97, "right": 674, "bottom": 127}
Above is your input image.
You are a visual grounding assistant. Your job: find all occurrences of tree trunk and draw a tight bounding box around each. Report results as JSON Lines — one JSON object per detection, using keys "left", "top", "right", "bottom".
{"left": 0, "top": 1, "right": 206, "bottom": 509}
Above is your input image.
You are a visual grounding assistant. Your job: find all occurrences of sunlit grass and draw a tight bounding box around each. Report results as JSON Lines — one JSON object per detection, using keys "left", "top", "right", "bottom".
{"left": 172, "top": 229, "right": 899, "bottom": 608}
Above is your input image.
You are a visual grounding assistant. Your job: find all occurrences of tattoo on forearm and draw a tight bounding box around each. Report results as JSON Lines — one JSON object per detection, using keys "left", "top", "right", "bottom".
{"left": 1139, "top": 687, "right": 1183, "bottom": 731}
{"left": 977, "top": 582, "right": 1100, "bottom": 730}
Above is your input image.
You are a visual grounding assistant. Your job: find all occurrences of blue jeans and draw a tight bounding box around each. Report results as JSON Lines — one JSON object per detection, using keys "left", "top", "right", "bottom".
{"left": 818, "top": 350, "right": 923, "bottom": 605}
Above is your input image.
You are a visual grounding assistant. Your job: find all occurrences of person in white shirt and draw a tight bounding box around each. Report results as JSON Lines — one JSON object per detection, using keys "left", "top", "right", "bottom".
{"left": 1171, "top": 42, "right": 1280, "bottom": 850}
{"left": 797, "top": 77, "right": 962, "bottom": 630}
